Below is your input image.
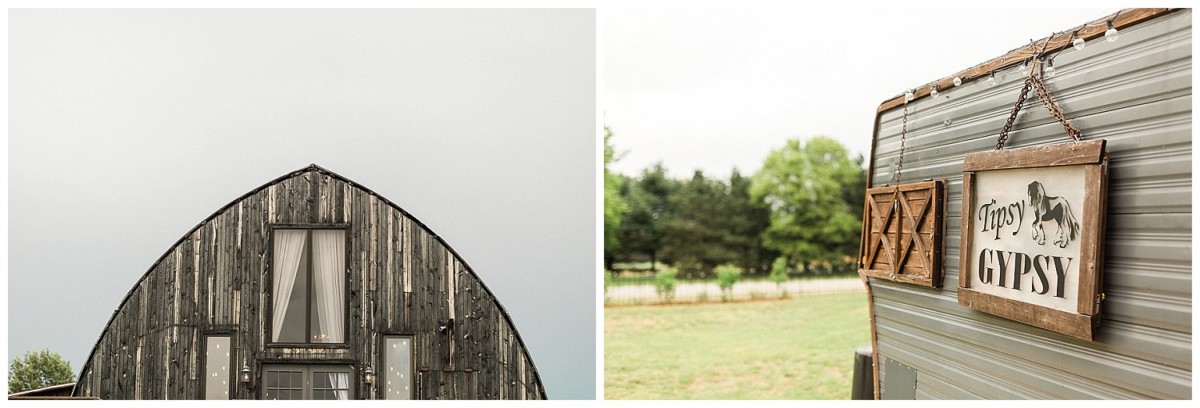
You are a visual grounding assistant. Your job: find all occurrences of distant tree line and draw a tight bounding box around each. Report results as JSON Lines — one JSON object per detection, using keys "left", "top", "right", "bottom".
{"left": 604, "top": 129, "right": 866, "bottom": 279}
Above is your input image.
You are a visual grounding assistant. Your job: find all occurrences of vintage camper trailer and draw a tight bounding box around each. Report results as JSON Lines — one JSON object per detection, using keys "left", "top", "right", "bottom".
{"left": 858, "top": 8, "right": 1190, "bottom": 399}
{"left": 72, "top": 164, "right": 545, "bottom": 400}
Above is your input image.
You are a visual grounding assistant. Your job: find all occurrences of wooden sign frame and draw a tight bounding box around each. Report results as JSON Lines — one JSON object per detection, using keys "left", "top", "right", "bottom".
{"left": 860, "top": 180, "right": 945, "bottom": 288}
{"left": 958, "top": 139, "right": 1107, "bottom": 341}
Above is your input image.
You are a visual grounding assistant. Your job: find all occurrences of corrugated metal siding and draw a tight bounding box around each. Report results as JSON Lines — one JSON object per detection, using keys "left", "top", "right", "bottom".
{"left": 868, "top": 10, "right": 1191, "bottom": 399}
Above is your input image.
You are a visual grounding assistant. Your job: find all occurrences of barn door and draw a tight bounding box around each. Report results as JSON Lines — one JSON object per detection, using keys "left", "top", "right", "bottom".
{"left": 859, "top": 180, "right": 944, "bottom": 288}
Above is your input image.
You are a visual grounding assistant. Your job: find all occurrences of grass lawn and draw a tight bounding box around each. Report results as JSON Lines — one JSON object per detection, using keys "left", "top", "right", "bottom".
{"left": 604, "top": 292, "right": 870, "bottom": 399}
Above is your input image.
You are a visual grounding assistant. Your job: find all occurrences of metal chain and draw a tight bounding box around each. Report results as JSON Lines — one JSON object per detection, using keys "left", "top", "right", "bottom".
{"left": 995, "top": 36, "right": 1080, "bottom": 149}
{"left": 996, "top": 78, "right": 1032, "bottom": 150}
{"left": 895, "top": 99, "right": 908, "bottom": 182}
{"left": 1031, "top": 74, "right": 1083, "bottom": 141}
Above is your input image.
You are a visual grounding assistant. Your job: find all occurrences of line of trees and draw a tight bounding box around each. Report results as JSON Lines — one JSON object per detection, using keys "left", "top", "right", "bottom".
{"left": 604, "top": 129, "right": 866, "bottom": 279}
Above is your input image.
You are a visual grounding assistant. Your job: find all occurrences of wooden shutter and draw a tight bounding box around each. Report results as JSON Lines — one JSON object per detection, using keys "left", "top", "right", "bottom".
{"left": 859, "top": 180, "right": 945, "bottom": 288}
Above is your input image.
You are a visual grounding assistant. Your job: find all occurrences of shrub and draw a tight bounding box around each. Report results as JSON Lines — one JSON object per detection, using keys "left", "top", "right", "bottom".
{"left": 654, "top": 267, "right": 678, "bottom": 303}
{"left": 715, "top": 264, "right": 743, "bottom": 301}
{"left": 769, "top": 257, "right": 789, "bottom": 286}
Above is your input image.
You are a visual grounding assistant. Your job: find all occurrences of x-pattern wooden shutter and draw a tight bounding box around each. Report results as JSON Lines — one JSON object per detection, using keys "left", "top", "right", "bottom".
{"left": 859, "top": 180, "right": 944, "bottom": 288}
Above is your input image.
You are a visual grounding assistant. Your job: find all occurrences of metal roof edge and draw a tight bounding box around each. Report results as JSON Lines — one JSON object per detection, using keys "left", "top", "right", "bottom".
{"left": 876, "top": 8, "right": 1182, "bottom": 114}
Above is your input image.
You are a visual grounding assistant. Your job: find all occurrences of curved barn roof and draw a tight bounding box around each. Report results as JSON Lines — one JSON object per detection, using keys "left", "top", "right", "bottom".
{"left": 74, "top": 164, "right": 545, "bottom": 399}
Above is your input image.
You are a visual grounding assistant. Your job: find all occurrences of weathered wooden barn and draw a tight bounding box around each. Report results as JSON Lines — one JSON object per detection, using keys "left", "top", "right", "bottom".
{"left": 858, "top": 8, "right": 1190, "bottom": 399}
{"left": 72, "top": 164, "right": 545, "bottom": 400}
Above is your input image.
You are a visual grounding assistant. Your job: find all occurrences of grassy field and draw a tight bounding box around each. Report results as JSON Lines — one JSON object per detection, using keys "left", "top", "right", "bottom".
{"left": 604, "top": 292, "right": 870, "bottom": 399}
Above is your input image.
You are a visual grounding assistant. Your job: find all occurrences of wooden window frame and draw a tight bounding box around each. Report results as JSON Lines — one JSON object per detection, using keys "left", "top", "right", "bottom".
{"left": 266, "top": 224, "right": 352, "bottom": 349}
{"left": 957, "top": 140, "right": 1107, "bottom": 341}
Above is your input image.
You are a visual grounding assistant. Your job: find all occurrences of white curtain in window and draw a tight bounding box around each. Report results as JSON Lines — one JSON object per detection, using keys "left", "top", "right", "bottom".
{"left": 330, "top": 372, "right": 349, "bottom": 400}
{"left": 313, "top": 230, "right": 345, "bottom": 343}
{"left": 271, "top": 230, "right": 307, "bottom": 342}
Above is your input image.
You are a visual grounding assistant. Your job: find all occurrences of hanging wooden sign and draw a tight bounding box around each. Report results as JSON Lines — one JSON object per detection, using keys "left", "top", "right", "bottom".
{"left": 860, "top": 180, "right": 945, "bottom": 288}
{"left": 958, "top": 139, "right": 1107, "bottom": 341}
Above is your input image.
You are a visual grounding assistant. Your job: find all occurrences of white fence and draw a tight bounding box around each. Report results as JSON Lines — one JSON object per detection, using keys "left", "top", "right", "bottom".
{"left": 604, "top": 277, "right": 865, "bottom": 305}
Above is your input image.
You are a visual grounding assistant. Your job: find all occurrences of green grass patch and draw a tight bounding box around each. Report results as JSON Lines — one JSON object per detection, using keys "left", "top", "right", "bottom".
{"left": 604, "top": 292, "right": 870, "bottom": 399}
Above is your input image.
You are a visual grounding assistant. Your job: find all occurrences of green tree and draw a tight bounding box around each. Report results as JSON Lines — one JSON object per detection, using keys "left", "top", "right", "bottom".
{"left": 603, "top": 127, "right": 629, "bottom": 270}
{"left": 614, "top": 163, "right": 673, "bottom": 270}
{"left": 9, "top": 349, "right": 74, "bottom": 394}
{"left": 750, "top": 137, "right": 865, "bottom": 274}
{"left": 661, "top": 170, "right": 734, "bottom": 277}
{"left": 657, "top": 169, "right": 775, "bottom": 278}
{"left": 840, "top": 153, "right": 868, "bottom": 272}
{"left": 723, "top": 169, "right": 776, "bottom": 274}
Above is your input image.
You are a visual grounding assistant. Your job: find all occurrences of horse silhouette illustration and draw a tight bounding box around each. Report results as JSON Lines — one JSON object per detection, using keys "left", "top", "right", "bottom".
{"left": 1027, "top": 181, "right": 1081, "bottom": 248}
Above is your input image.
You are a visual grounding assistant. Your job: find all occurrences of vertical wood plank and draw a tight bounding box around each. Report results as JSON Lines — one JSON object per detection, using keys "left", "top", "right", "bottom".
{"left": 254, "top": 189, "right": 267, "bottom": 352}
{"left": 370, "top": 195, "right": 379, "bottom": 299}
{"left": 958, "top": 172, "right": 975, "bottom": 290}
{"left": 385, "top": 211, "right": 395, "bottom": 332}
{"left": 268, "top": 184, "right": 277, "bottom": 223}
{"left": 1077, "top": 164, "right": 1104, "bottom": 315}
{"left": 134, "top": 337, "right": 143, "bottom": 400}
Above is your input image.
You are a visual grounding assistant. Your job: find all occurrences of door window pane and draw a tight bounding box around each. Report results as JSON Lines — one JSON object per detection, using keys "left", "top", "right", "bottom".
{"left": 384, "top": 337, "right": 413, "bottom": 400}
{"left": 264, "top": 369, "right": 304, "bottom": 400}
{"left": 313, "top": 371, "right": 350, "bottom": 400}
{"left": 203, "top": 336, "right": 231, "bottom": 400}
{"left": 262, "top": 365, "right": 352, "bottom": 400}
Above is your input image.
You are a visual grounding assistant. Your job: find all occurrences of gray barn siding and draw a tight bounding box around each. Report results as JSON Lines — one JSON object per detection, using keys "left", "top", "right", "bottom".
{"left": 74, "top": 165, "right": 544, "bottom": 400}
{"left": 867, "top": 10, "right": 1190, "bottom": 399}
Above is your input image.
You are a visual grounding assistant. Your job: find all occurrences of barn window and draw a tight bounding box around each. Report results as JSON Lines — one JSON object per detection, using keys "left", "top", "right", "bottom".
{"left": 203, "top": 335, "right": 232, "bottom": 400}
{"left": 263, "top": 364, "right": 353, "bottom": 400}
{"left": 383, "top": 336, "right": 414, "bottom": 400}
{"left": 271, "top": 228, "right": 347, "bottom": 344}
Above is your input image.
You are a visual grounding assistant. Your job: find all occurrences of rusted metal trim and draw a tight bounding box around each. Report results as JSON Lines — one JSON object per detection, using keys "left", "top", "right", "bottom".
{"left": 859, "top": 85, "right": 886, "bottom": 401}
{"left": 855, "top": 271, "right": 881, "bottom": 399}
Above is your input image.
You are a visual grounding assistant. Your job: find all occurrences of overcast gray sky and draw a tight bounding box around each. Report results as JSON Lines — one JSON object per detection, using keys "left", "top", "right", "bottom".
{"left": 7, "top": 8, "right": 595, "bottom": 399}
{"left": 604, "top": 7, "right": 1117, "bottom": 179}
